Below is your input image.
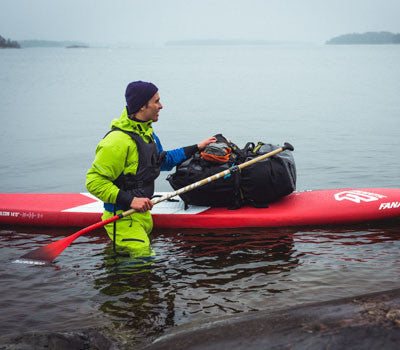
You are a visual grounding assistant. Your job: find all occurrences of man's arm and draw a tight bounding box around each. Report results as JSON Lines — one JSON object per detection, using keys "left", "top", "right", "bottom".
{"left": 153, "top": 133, "right": 216, "bottom": 171}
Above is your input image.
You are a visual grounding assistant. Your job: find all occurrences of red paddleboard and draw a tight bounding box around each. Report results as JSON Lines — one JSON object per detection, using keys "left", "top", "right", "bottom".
{"left": 0, "top": 189, "right": 399, "bottom": 229}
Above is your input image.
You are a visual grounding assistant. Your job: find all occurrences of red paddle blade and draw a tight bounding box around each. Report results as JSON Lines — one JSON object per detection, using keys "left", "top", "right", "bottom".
{"left": 16, "top": 214, "right": 120, "bottom": 264}
{"left": 19, "top": 230, "right": 84, "bottom": 263}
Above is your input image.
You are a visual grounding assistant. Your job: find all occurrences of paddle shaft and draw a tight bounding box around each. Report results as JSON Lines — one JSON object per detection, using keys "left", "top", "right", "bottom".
{"left": 20, "top": 142, "right": 293, "bottom": 262}
{"left": 118, "top": 142, "right": 294, "bottom": 218}
{"left": 84, "top": 143, "right": 293, "bottom": 228}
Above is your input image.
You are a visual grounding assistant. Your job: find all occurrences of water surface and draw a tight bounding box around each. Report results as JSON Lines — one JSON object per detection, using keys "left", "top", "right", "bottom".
{"left": 1, "top": 223, "right": 399, "bottom": 346}
{"left": 0, "top": 44, "right": 399, "bottom": 346}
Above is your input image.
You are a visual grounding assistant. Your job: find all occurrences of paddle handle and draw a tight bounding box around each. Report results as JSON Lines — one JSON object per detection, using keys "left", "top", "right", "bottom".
{"left": 119, "top": 142, "right": 294, "bottom": 218}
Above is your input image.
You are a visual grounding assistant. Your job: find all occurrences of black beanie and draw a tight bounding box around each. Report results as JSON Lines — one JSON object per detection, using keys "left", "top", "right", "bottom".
{"left": 125, "top": 81, "right": 158, "bottom": 114}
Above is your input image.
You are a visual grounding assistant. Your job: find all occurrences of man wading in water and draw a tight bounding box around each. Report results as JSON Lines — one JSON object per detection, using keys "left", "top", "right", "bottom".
{"left": 86, "top": 81, "right": 216, "bottom": 257}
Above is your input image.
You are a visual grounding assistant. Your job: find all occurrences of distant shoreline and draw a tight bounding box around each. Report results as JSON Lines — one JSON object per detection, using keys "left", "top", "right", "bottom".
{"left": 18, "top": 40, "right": 89, "bottom": 48}
{"left": 166, "top": 39, "right": 301, "bottom": 46}
{"left": 0, "top": 34, "right": 20, "bottom": 48}
{"left": 4, "top": 33, "right": 400, "bottom": 49}
{"left": 65, "top": 45, "right": 89, "bottom": 49}
{"left": 326, "top": 31, "right": 400, "bottom": 45}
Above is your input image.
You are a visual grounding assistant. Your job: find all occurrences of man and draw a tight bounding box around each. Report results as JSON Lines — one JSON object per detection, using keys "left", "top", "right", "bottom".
{"left": 86, "top": 81, "right": 216, "bottom": 257}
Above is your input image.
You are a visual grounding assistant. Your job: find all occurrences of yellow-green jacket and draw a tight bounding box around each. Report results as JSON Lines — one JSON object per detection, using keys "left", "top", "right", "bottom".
{"left": 86, "top": 108, "right": 197, "bottom": 212}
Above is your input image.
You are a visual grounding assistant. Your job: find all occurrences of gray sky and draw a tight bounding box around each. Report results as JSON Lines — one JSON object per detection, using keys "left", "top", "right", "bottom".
{"left": 1, "top": 0, "right": 399, "bottom": 45}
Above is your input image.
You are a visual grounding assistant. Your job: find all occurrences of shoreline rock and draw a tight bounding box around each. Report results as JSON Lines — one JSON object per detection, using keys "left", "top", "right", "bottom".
{"left": 144, "top": 288, "right": 400, "bottom": 350}
{"left": 1, "top": 289, "right": 399, "bottom": 350}
{"left": 0, "top": 329, "right": 118, "bottom": 350}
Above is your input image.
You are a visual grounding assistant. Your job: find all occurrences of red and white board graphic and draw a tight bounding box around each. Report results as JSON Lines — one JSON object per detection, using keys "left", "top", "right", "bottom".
{"left": 0, "top": 188, "right": 399, "bottom": 229}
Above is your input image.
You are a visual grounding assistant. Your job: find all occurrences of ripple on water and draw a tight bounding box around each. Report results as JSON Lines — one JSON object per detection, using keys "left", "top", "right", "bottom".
{"left": 0, "top": 222, "right": 399, "bottom": 345}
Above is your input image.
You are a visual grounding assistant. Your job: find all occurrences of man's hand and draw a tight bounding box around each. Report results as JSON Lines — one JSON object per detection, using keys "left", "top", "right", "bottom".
{"left": 197, "top": 137, "right": 217, "bottom": 151}
{"left": 130, "top": 197, "right": 154, "bottom": 212}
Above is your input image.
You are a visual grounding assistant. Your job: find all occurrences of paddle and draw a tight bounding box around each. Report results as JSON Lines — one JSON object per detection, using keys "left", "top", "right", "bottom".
{"left": 18, "top": 142, "right": 294, "bottom": 263}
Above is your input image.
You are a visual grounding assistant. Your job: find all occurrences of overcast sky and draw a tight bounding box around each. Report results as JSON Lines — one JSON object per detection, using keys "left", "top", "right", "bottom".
{"left": 1, "top": 0, "right": 399, "bottom": 45}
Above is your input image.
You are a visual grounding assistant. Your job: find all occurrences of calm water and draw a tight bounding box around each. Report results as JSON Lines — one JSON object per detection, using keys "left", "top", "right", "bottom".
{"left": 0, "top": 45, "right": 399, "bottom": 346}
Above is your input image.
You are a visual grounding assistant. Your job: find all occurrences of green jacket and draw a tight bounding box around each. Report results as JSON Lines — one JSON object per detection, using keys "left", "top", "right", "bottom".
{"left": 86, "top": 108, "right": 155, "bottom": 209}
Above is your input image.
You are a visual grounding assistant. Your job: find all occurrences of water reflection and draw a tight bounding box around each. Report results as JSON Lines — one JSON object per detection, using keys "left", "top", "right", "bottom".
{"left": 0, "top": 226, "right": 109, "bottom": 336}
{"left": 94, "top": 228, "right": 300, "bottom": 342}
{"left": 0, "top": 220, "right": 399, "bottom": 346}
{"left": 93, "top": 247, "right": 173, "bottom": 343}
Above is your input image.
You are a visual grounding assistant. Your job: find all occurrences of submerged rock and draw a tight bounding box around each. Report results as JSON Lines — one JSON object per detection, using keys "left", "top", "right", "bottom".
{"left": 0, "top": 329, "right": 118, "bottom": 350}
{"left": 144, "top": 288, "right": 400, "bottom": 350}
{"left": 1, "top": 289, "right": 398, "bottom": 349}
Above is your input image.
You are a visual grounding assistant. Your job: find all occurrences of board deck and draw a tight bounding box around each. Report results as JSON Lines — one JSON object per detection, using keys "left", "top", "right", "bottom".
{"left": 0, "top": 188, "right": 400, "bottom": 228}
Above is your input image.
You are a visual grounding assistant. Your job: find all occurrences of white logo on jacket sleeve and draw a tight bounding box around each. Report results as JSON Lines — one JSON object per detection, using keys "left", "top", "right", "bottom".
{"left": 334, "top": 190, "right": 386, "bottom": 203}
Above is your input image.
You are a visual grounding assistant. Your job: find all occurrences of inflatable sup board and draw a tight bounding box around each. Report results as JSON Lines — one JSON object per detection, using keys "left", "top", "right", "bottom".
{"left": 0, "top": 188, "right": 399, "bottom": 229}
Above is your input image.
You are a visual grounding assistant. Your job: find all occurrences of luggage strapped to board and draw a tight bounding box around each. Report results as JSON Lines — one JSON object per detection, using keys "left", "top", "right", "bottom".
{"left": 167, "top": 134, "right": 296, "bottom": 209}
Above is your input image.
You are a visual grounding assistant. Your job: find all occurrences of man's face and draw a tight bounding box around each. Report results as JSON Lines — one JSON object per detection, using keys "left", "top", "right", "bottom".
{"left": 141, "top": 92, "right": 163, "bottom": 122}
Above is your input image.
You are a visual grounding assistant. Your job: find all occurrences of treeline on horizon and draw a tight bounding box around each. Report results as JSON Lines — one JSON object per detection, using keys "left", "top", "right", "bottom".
{"left": 0, "top": 35, "right": 20, "bottom": 48}
{"left": 0, "top": 34, "right": 87, "bottom": 48}
{"left": 326, "top": 31, "right": 400, "bottom": 44}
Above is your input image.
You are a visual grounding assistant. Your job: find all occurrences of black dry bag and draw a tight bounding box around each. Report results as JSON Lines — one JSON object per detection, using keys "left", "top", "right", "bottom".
{"left": 167, "top": 137, "right": 296, "bottom": 209}
{"left": 240, "top": 142, "right": 296, "bottom": 207}
{"left": 167, "top": 134, "right": 244, "bottom": 208}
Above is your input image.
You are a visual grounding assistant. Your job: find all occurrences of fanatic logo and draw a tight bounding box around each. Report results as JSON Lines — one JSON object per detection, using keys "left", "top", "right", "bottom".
{"left": 334, "top": 190, "right": 386, "bottom": 203}
{"left": 379, "top": 202, "right": 400, "bottom": 210}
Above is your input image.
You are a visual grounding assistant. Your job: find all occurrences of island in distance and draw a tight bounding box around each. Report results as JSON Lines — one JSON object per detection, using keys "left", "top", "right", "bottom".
{"left": 1, "top": 36, "right": 90, "bottom": 48}
{"left": 65, "top": 45, "right": 89, "bottom": 49}
{"left": 0, "top": 34, "right": 20, "bottom": 48}
{"left": 18, "top": 40, "right": 89, "bottom": 48}
{"left": 326, "top": 31, "right": 400, "bottom": 44}
{"left": 166, "top": 39, "right": 294, "bottom": 46}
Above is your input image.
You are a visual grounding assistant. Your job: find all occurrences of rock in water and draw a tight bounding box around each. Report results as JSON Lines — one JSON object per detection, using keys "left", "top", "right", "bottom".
{"left": 144, "top": 288, "right": 400, "bottom": 350}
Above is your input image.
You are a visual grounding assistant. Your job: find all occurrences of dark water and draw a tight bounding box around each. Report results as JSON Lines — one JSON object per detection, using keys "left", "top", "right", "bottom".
{"left": 0, "top": 45, "right": 399, "bottom": 346}
{"left": 1, "top": 223, "right": 399, "bottom": 346}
